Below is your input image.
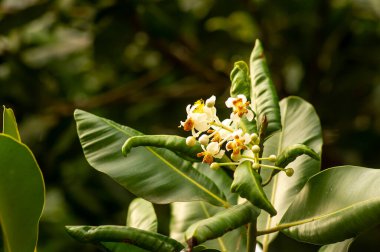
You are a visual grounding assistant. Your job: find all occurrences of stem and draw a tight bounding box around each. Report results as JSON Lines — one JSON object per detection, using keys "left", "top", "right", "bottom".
{"left": 257, "top": 217, "right": 318, "bottom": 236}
{"left": 247, "top": 220, "right": 257, "bottom": 252}
{"left": 261, "top": 172, "right": 275, "bottom": 187}
{"left": 260, "top": 164, "right": 285, "bottom": 171}
{"left": 241, "top": 155, "right": 255, "bottom": 161}
{"left": 210, "top": 121, "right": 234, "bottom": 132}
{"left": 217, "top": 162, "right": 238, "bottom": 171}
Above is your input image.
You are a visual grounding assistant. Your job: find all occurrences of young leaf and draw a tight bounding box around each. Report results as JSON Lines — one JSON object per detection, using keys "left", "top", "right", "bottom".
{"left": 74, "top": 109, "right": 228, "bottom": 207}
{"left": 276, "top": 143, "right": 320, "bottom": 168}
{"left": 65, "top": 225, "right": 184, "bottom": 252}
{"left": 280, "top": 166, "right": 380, "bottom": 245}
{"left": 231, "top": 161, "right": 277, "bottom": 216}
{"left": 2, "top": 106, "right": 21, "bottom": 141}
{"left": 100, "top": 242, "right": 147, "bottom": 252}
{"left": 170, "top": 201, "right": 247, "bottom": 252}
{"left": 229, "top": 61, "right": 257, "bottom": 134}
{"left": 268, "top": 143, "right": 320, "bottom": 178}
{"left": 0, "top": 134, "right": 45, "bottom": 252}
{"left": 122, "top": 135, "right": 202, "bottom": 162}
{"left": 170, "top": 165, "right": 244, "bottom": 251}
{"left": 230, "top": 61, "right": 251, "bottom": 100}
{"left": 193, "top": 247, "right": 221, "bottom": 252}
{"left": 258, "top": 96, "right": 323, "bottom": 249}
{"left": 127, "top": 198, "right": 157, "bottom": 233}
{"left": 101, "top": 198, "right": 156, "bottom": 252}
{"left": 250, "top": 39, "right": 281, "bottom": 139}
{"left": 185, "top": 201, "right": 260, "bottom": 249}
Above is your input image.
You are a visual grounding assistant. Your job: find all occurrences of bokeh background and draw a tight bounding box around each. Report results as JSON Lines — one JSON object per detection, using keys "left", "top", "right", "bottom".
{"left": 1, "top": 0, "right": 380, "bottom": 251}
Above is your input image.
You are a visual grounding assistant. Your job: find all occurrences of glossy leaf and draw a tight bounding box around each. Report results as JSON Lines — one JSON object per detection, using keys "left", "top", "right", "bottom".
{"left": 258, "top": 96, "right": 323, "bottom": 249}
{"left": 250, "top": 39, "right": 281, "bottom": 138}
{"left": 101, "top": 198, "right": 156, "bottom": 252}
{"left": 0, "top": 134, "right": 45, "bottom": 252}
{"left": 122, "top": 135, "right": 202, "bottom": 162}
{"left": 171, "top": 201, "right": 247, "bottom": 252}
{"left": 74, "top": 109, "right": 228, "bottom": 207}
{"left": 193, "top": 163, "right": 238, "bottom": 205}
{"left": 229, "top": 61, "right": 258, "bottom": 134}
{"left": 185, "top": 201, "right": 260, "bottom": 249}
{"left": 269, "top": 143, "right": 320, "bottom": 178}
{"left": 192, "top": 246, "right": 221, "bottom": 252}
{"left": 318, "top": 239, "right": 354, "bottom": 252}
{"left": 65, "top": 225, "right": 184, "bottom": 252}
{"left": 101, "top": 242, "right": 147, "bottom": 252}
{"left": 231, "top": 161, "right": 276, "bottom": 216}
{"left": 276, "top": 144, "right": 320, "bottom": 168}
{"left": 2, "top": 106, "right": 21, "bottom": 141}
{"left": 127, "top": 198, "right": 157, "bottom": 233}
{"left": 230, "top": 61, "right": 251, "bottom": 100}
{"left": 280, "top": 166, "right": 380, "bottom": 245}
{"left": 170, "top": 164, "right": 244, "bottom": 251}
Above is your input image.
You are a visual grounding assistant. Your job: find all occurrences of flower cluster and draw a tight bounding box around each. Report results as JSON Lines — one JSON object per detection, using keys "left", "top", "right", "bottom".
{"left": 180, "top": 94, "right": 293, "bottom": 176}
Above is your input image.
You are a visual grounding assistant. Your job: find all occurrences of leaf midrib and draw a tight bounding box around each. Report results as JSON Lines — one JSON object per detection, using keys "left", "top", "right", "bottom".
{"left": 259, "top": 197, "right": 380, "bottom": 237}
{"left": 199, "top": 202, "right": 227, "bottom": 251}
{"left": 100, "top": 117, "right": 229, "bottom": 207}
{"left": 284, "top": 197, "right": 380, "bottom": 226}
{"left": 262, "top": 100, "right": 289, "bottom": 249}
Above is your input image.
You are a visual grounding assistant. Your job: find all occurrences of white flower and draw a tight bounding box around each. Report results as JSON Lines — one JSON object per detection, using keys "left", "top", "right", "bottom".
{"left": 225, "top": 94, "right": 254, "bottom": 122}
{"left": 180, "top": 97, "right": 219, "bottom": 136}
{"left": 197, "top": 142, "right": 225, "bottom": 164}
{"left": 219, "top": 119, "right": 234, "bottom": 139}
{"left": 226, "top": 129, "right": 251, "bottom": 155}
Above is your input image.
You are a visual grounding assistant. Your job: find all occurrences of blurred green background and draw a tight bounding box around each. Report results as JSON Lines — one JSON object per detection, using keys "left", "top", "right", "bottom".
{"left": 0, "top": 0, "right": 379, "bottom": 251}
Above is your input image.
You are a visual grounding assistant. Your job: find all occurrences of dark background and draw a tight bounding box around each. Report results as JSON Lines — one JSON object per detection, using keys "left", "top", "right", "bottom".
{"left": 0, "top": 0, "right": 379, "bottom": 251}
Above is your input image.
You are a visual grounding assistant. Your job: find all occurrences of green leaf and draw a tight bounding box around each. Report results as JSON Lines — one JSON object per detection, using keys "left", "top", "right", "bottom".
{"left": 102, "top": 198, "right": 157, "bottom": 252}
{"left": 250, "top": 39, "right": 281, "bottom": 138}
{"left": 268, "top": 143, "right": 320, "bottom": 178}
{"left": 258, "top": 96, "right": 323, "bottom": 249}
{"left": 65, "top": 225, "right": 184, "bottom": 252}
{"left": 193, "top": 246, "right": 221, "bottom": 252}
{"left": 185, "top": 201, "right": 259, "bottom": 249}
{"left": 74, "top": 109, "right": 228, "bottom": 207}
{"left": 230, "top": 61, "right": 258, "bottom": 134}
{"left": 127, "top": 198, "right": 157, "bottom": 233}
{"left": 0, "top": 134, "right": 45, "bottom": 252}
{"left": 276, "top": 144, "right": 320, "bottom": 168}
{"left": 170, "top": 165, "right": 244, "bottom": 251}
{"left": 170, "top": 201, "right": 247, "bottom": 252}
{"left": 231, "top": 161, "right": 276, "bottom": 216}
{"left": 2, "top": 106, "right": 21, "bottom": 141}
{"left": 192, "top": 163, "right": 238, "bottom": 205}
{"left": 122, "top": 135, "right": 202, "bottom": 162}
{"left": 318, "top": 239, "right": 354, "bottom": 252}
{"left": 101, "top": 242, "right": 147, "bottom": 252}
{"left": 280, "top": 166, "right": 380, "bottom": 245}
{"left": 230, "top": 61, "right": 251, "bottom": 99}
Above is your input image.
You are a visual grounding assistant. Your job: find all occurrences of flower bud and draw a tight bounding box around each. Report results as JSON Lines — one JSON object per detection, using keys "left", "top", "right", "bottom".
{"left": 231, "top": 152, "right": 241, "bottom": 161}
{"left": 252, "top": 162, "right": 261, "bottom": 169}
{"left": 199, "top": 134, "right": 210, "bottom": 145}
{"left": 206, "top": 95, "right": 216, "bottom": 108}
{"left": 285, "top": 168, "right": 294, "bottom": 177}
{"left": 186, "top": 136, "right": 196, "bottom": 147}
{"left": 250, "top": 133, "right": 259, "bottom": 143}
{"left": 210, "top": 162, "right": 220, "bottom": 170}
{"left": 252, "top": 145, "right": 260, "bottom": 153}
{"left": 268, "top": 154, "right": 277, "bottom": 162}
